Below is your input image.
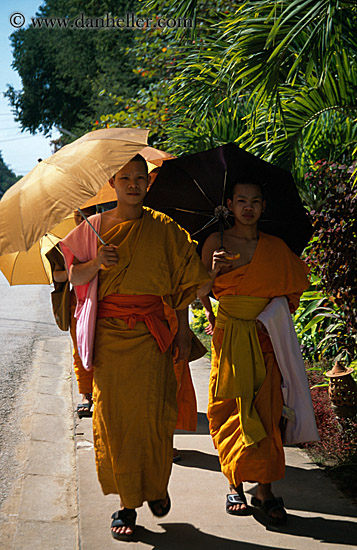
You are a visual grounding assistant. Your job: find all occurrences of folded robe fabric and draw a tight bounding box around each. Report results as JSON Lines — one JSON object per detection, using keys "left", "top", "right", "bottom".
{"left": 257, "top": 297, "right": 319, "bottom": 444}
{"left": 214, "top": 295, "right": 269, "bottom": 447}
{"left": 60, "top": 213, "right": 101, "bottom": 370}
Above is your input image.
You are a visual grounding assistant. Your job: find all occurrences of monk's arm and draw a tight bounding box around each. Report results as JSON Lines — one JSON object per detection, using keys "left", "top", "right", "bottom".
{"left": 200, "top": 294, "right": 216, "bottom": 335}
{"left": 53, "top": 262, "right": 68, "bottom": 283}
{"left": 173, "top": 307, "right": 191, "bottom": 362}
{"left": 197, "top": 233, "right": 230, "bottom": 298}
{"left": 69, "top": 245, "right": 118, "bottom": 286}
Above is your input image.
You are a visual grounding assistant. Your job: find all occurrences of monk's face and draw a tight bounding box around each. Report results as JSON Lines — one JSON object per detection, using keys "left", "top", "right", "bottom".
{"left": 109, "top": 160, "right": 148, "bottom": 205}
{"left": 227, "top": 184, "right": 265, "bottom": 226}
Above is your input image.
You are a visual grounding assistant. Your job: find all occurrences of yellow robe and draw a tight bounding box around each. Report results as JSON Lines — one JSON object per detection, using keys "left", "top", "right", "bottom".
{"left": 92, "top": 208, "right": 209, "bottom": 508}
{"left": 69, "top": 290, "right": 93, "bottom": 394}
{"left": 208, "top": 232, "right": 309, "bottom": 487}
{"left": 164, "top": 304, "right": 198, "bottom": 432}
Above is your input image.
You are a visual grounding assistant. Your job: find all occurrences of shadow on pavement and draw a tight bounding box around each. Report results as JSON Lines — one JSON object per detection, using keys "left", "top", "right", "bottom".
{"left": 133, "top": 522, "right": 292, "bottom": 549}
{"left": 174, "top": 450, "right": 221, "bottom": 472}
{"left": 245, "top": 464, "right": 357, "bottom": 517}
{"left": 252, "top": 510, "right": 357, "bottom": 546}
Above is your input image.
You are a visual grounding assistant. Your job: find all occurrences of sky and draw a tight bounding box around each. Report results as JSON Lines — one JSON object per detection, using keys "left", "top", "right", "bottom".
{"left": 0, "top": 1, "right": 58, "bottom": 176}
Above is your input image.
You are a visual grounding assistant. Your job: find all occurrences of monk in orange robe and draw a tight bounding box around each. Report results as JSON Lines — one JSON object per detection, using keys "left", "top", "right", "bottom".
{"left": 49, "top": 207, "right": 96, "bottom": 416}
{"left": 198, "top": 181, "right": 313, "bottom": 525}
{"left": 61, "top": 155, "right": 209, "bottom": 541}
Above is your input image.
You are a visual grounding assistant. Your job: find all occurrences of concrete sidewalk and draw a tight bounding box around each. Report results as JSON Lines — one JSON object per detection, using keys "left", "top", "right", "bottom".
{"left": 74, "top": 357, "right": 357, "bottom": 550}
{"left": 1, "top": 334, "right": 356, "bottom": 549}
{"left": 0, "top": 335, "right": 78, "bottom": 550}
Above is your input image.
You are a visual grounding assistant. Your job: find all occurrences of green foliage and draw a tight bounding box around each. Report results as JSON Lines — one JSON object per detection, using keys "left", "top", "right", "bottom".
{"left": 294, "top": 271, "right": 356, "bottom": 364}
{"left": 6, "top": 0, "right": 143, "bottom": 136}
{"left": 96, "top": 1, "right": 244, "bottom": 153}
{"left": 190, "top": 301, "right": 217, "bottom": 334}
{"left": 157, "top": 0, "right": 357, "bottom": 177}
{"left": 189, "top": 301, "right": 218, "bottom": 359}
{"left": 0, "top": 152, "right": 20, "bottom": 196}
{"left": 303, "top": 161, "right": 356, "bottom": 343}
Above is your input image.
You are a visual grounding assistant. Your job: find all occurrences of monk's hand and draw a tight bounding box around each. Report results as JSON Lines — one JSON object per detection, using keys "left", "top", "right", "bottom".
{"left": 96, "top": 244, "right": 119, "bottom": 268}
{"left": 211, "top": 248, "right": 233, "bottom": 275}
{"left": 204, "top": 310, "right": 216, "bottom": 335}
{"left": 172, "top": 328, "right": 191, "bottom": 363}
{"left": 255, "top": 319, "right": 268, "bottom": 335}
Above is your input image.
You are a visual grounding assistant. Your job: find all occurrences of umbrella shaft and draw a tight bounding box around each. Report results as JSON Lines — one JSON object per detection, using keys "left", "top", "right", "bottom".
{"left": 77, "top": 208, "right": 107, "bottom": 246}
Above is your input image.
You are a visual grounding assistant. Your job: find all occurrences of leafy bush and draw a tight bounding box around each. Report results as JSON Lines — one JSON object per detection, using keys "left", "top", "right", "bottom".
{"left": 189, "top": 301, "right": 218, "bottom": 359}
{"left": 294, "top": 275, "right": 356, "bottom": 364}
{"left": 303, "top": 160, "right": 356, "bottom": 353}
{"left": 190, "top": 301, "right": 218, "bottom": 334}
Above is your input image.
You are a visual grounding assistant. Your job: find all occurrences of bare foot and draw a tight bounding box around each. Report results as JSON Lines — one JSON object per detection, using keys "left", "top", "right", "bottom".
{"left": 227, "top": 483, "right": 247, "bottom": 513}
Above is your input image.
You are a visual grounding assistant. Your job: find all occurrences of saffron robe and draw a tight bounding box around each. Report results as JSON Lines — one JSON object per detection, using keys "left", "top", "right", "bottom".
{"left": 164, "top": 304, "right": 198, "bottom": 432}
{"left": 62, "top": 208, "right": 209, "bottom": 508}
{"left": 69, "top": 290, "right": 93, "bottom": 394}
{"left": 208, "top": 232, "right": 312, "bottom": 487}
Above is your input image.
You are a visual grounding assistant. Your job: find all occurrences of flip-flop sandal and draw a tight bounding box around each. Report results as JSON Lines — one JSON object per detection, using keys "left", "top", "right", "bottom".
{"left": 76, "top": 402, "right": 92, "bottom": 418}
{"left": 251, "top": 496, "right": 287, "bottom": 525}
{"left": 148, "top": 493, "right": 171, "bottom": 517}
{"left": 226, "top": 493, "right": 250, "bottom": 516}
{"left": 110, "top": 508, "right": 137, "bottom": 541}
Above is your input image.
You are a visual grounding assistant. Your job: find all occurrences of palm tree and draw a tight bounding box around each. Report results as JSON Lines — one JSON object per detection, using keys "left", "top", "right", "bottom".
{"left": 146, "top": 0, "right": 357, "bottom": 184}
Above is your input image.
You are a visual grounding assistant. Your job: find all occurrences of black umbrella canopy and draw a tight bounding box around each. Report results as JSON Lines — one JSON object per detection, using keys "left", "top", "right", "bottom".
{"left": 144, "top": 143, "right": 313, "bottom": 256}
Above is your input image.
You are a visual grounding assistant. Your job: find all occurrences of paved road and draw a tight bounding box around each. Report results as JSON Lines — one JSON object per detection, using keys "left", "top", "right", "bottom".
{"left": 0, "top": 272, "right": 61, "bottom": 506}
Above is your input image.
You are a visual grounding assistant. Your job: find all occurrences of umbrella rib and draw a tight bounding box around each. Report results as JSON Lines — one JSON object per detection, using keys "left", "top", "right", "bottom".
{"left": 191, "top": 217, "right": 218, "bottom": 236}
{"left": 164, "top": 207, "right": 214, "bottom": 217}
{"left": 173, "top": 165, "right": 217, "bottom": 208}
{"left": 221, "top": 169, "right": 227, "bottom": 206}
{"left": 191, "top": 177, "right": 217, "bottom": 208}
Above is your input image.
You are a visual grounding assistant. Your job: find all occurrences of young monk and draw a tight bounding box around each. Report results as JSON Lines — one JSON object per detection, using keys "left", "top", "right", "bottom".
{"left": 60, "top": 154, "right": 209, "bottom": 540}
{"left": 198, "top": 181, "right": 318, "bottom": 525}
{"left": 48, "top": 206, "right": 96, "bottom": 417}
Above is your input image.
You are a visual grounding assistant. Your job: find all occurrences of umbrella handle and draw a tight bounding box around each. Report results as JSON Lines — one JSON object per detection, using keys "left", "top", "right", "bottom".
{"left": 77, "top": 208, "right": 107, "bottom": 246}
{"left": 219, "top": 221, "right": 225, "bottom": 250}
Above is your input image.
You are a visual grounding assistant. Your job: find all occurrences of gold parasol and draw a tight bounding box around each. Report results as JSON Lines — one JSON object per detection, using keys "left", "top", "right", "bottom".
{"left": 0, "top": 128, "right": 149, "bottom": 255}
{"left": 0, "top": 215, "right": 76, "bottom": 285}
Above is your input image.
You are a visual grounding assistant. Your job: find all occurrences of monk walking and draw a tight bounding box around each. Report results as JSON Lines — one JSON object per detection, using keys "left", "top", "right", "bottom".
{"left": 198, "top": 181, "right": 318, "bottom": 525}
{"left": 60, "top": 154, "right": 209, "bottom": 540}
{"left": 47, "top": 206, "right": 96, "bottom": 417}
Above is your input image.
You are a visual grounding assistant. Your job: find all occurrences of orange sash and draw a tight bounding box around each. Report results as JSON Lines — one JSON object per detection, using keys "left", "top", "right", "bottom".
{"left": 97, "top": 294, "right": 174, "bottom": 353}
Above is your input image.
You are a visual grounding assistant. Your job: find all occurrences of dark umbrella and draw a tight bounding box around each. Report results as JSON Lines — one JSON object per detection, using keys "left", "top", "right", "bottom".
{"left": 144, "top": 143, "right": 313, "bottom": 256}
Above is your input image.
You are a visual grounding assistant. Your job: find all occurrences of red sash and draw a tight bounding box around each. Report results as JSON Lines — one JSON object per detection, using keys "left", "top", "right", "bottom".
{"left": 97, "top": 294, "right": 174, "bottom": 353}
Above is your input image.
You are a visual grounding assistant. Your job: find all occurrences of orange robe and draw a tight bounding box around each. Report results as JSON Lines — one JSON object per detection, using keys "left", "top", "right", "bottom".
{"left": 69, "top": 290, "right": 93, "bottom": 394}
{"left": 164, "top": 304, "right": 198, "bottom": 432}
{"left": 208, "top": 232, "right": 309, "bottom": 487}
{"left": 91, "top": 208, "right": 209, "bottom": 508}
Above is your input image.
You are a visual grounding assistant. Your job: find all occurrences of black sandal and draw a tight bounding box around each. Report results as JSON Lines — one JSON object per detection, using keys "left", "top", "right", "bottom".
{"left": 76, "top": 402, "right": 92, "bottom": 418}
{"left": 110, "top": 508, "right": 137, "bottom": 540}
{"left": 226, "top": 490, "right": 250, "bottom": 516}
{"left": 148, "top": 493, "right": 171, "bottom": 517}
{"left": 251, "top": 496, "right": 287, "bottom": 525}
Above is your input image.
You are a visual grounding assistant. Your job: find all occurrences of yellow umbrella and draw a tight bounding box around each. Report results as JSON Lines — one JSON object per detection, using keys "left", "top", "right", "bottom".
{"left": 0, "top": 215, "right": 76, "bottom": 285}
{"left": 0, "top": 127, "right": 148, "bottom": 255}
